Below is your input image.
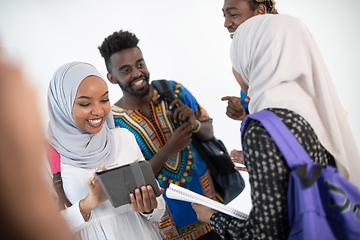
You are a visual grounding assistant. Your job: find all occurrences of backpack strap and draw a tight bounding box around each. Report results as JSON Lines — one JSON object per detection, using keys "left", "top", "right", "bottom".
{"left": 241, "top": 110, "right": 313, "bottom": 169}
{"left": 152, "top": 80, "right": 175, "bottom": 105}
{"left": 241, "top": 110, "right": 323, "bottom": 186}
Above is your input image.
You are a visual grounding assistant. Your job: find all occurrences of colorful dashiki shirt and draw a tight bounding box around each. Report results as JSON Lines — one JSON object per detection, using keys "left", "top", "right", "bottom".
{"left": 112, "top": 80, "right": 216, "bottom": 239}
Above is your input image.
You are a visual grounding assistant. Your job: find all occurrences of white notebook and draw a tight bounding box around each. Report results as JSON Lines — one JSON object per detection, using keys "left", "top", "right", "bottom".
{"left": 166, "top": 183, "right": 248, "bottom": 220}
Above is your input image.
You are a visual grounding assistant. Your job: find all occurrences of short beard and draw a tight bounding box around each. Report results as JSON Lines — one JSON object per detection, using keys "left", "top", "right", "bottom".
{"left": 116, "top": 74, "right": 150, "bottom": 98}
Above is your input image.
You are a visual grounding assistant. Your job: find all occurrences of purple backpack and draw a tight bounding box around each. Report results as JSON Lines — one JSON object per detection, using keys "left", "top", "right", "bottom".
{"left": 241, "top": 110, "right": 360, "bottom": 239}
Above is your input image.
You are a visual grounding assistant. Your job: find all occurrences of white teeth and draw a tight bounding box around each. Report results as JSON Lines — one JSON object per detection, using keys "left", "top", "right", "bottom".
{"left": 134, "top": 79, "right": 144, "bottom": 86}
{"left": 88, "top": 119, "right": 101, "bottom": 124}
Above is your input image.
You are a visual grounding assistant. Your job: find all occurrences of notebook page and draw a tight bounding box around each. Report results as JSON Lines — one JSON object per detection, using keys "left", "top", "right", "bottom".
{"left": 166, "top": 183, "right": 248, "bottom": 220}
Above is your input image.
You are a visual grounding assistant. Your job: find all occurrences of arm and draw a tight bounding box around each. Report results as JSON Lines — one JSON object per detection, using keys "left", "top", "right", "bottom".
{"left": 193, "top": 119, "right": 214, "bottom": 141}
{"left": 77, "top": 165, "right": 108, "bottom": 220}
{"left": 149, "top": 106, "right": 213, "bottom": 175}
{"left": 0, "top": 55, "right": 74, "bottom": 240}
{"left": 166, "top": 99, "right": 214, "bottom": 141}
{"left": 171, "top": 81, "right": 214, "bottom": 141}
{"left": 149, "top": 122, "right": 193, "bottom": 175}
{"left": 150, "top": 81, "right": 214, "bottom": 174}
{"left": 60, "top": 165, "right": 109, "bottom": 233}
{"left": 194, "top": 121, "right": 290, "bottom": 239}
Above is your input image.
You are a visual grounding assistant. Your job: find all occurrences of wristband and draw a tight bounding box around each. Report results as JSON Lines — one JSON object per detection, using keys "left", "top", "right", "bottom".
{"left": 191, "top": 120, "right": 201, "bottom": 133}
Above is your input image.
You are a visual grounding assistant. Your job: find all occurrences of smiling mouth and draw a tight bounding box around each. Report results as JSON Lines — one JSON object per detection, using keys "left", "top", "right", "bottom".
{"left": 133, "top": 78, "right": 144, "bottom": 86}
{"left": 87, "top": 118, "right": 103, "bottom": 127}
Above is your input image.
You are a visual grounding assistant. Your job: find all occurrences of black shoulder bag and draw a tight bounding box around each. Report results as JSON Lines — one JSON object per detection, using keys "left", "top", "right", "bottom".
{"left": 152, "top": 80, "right": 245, "bottom": 204}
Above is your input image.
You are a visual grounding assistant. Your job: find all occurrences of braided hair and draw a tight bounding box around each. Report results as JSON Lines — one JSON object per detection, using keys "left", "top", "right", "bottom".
{"left": 248, "top": 0, "right": 278, "bottom": 14}
{"left": 98, "top": 30, "right": 140, "bottom": 73}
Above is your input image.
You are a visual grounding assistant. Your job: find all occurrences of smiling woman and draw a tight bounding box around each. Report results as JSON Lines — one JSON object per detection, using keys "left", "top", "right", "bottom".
{"left": 46, "top": 61, "right": 166, "bottom": 240}
{"left": 72, "top": 76, "right": 111, "bottom": 134}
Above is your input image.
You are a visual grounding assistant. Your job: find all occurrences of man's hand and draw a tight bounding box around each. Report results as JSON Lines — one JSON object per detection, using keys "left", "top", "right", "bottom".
{"left": 191, "top": 203, "right": 216, "bottom": 223}
{"left": 166, "top": 99, "right": 196, "bottom": 128}
{"left": 162, "top": 122, "right": 193, "bottom": 156}
{"left": 221, "top": 96, "right": 249, "bottom": 121}
{"left": 149, "top": 122, "right": 193, "bottom": 175}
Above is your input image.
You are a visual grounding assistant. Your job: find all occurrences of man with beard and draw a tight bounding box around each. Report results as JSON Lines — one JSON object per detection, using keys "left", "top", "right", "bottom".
{"left": 98, "top": 30, "right": 220, "bottom": 240}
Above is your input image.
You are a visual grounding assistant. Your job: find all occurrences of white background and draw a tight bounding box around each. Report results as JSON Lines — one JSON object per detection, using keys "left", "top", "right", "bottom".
{"left": 1, "top": 0, "right": 359, "bottom": 164}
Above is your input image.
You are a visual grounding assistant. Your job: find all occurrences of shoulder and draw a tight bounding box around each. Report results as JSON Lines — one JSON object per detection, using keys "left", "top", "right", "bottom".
{"left": 111, "top": 128, "right": 136, "bottom": 140}
{"left": 162, "top": 80, "right": 185, "bottom": 91}
{"left": 243, "top": 109, "right": 295, "bottom": 143}
{"left": 111, "top": 104, "right": 125, "bottom": 115}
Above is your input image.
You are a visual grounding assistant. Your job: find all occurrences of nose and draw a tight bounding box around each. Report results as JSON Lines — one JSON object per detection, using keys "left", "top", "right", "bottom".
{"left": 131, "top": 68, "right": 142, "bottom": 78}
{"left": 224, "top": 15, "right": 232, "bottom": 28}
{"left": 91, "top": 102, "right": 104, "bottom": 116}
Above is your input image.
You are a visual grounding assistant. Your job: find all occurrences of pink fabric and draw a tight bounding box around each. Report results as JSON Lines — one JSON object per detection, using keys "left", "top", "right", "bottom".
{"left": 46, "top": 142, "right": 61, "bottom": 174}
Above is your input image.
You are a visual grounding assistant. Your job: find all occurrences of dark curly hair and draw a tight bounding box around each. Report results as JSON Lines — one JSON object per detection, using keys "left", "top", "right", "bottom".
{"left": 247, "top": 0, "right": 278, "bottom": 14}
{"left": 98, "top": 30, "right": 140, "bottom": 73}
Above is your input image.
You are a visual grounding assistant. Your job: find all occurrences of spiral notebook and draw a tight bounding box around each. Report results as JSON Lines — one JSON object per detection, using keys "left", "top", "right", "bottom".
{"left": 166, "top": 183, "right": 248, "bottom": 220}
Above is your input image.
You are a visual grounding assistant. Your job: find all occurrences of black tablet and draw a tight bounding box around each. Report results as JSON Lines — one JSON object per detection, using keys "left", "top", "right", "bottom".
{"left": 95, "top": 160, "right": 161, "bottom": 208}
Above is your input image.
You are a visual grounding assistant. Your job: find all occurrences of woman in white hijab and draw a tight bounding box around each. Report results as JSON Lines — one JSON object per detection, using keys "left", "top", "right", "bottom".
{"left": 47, "top": 62, "right": 165, "bottom": 240}
{"left": 192, "top": 14, "right": 360, "bottom": 239}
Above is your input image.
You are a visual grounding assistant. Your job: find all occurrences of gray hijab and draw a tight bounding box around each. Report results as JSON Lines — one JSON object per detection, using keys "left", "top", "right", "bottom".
{"left": 47, "top": 62, "right": 115, "bottom": 169}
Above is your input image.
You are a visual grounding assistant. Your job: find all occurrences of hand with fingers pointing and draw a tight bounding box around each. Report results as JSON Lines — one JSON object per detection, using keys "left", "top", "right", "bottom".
{"left": 221, "top": 96, "right": 250, "bottom": 121}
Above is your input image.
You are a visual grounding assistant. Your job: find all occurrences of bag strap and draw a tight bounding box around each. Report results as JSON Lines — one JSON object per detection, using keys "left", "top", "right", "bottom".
{"left": 241, "top": 110, "right": 313, "bottom": 170}
{"left": 152, "top": 80, "right": 175, "bottom": 105}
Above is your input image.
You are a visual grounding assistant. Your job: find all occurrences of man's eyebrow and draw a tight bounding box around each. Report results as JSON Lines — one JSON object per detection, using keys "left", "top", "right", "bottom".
{"left": 223, "top": 7, "right": 238, "bottom": 12}
{"left": 118, "top": 65, "right": 128, "bottom": 71}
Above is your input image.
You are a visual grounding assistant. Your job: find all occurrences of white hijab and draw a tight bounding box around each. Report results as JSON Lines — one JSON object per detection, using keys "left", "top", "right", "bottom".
{"left": 231, "top": 14, "right": 360, "bottom": 189}
{"left": 47, "top": 62, "right": 115, "bottom": 169}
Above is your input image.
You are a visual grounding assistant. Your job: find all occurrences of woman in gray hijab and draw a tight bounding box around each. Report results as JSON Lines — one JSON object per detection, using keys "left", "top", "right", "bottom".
{"left": 47, "top": 62, "right": 165, "bottom": 240}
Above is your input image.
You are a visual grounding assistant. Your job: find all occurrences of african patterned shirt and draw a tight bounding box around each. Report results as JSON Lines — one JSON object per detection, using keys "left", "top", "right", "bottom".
{"left": 112, "top": 80, "right": 217, "bottom": 240}
{"left": 210, "top": 108, "right": 336, "bottom": 240}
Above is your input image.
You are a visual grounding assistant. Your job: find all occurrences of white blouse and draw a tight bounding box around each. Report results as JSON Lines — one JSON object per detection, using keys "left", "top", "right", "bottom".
{"left": 60, "top": 128, "right": 165, "bottom": 240}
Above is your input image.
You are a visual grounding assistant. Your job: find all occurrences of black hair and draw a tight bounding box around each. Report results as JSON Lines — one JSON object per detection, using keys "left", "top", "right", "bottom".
{"left": 98, "top": 30, "right": 140, "bottom": 73}
{"left": 247, "top": 0, "right": 278, "bottom": 14}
